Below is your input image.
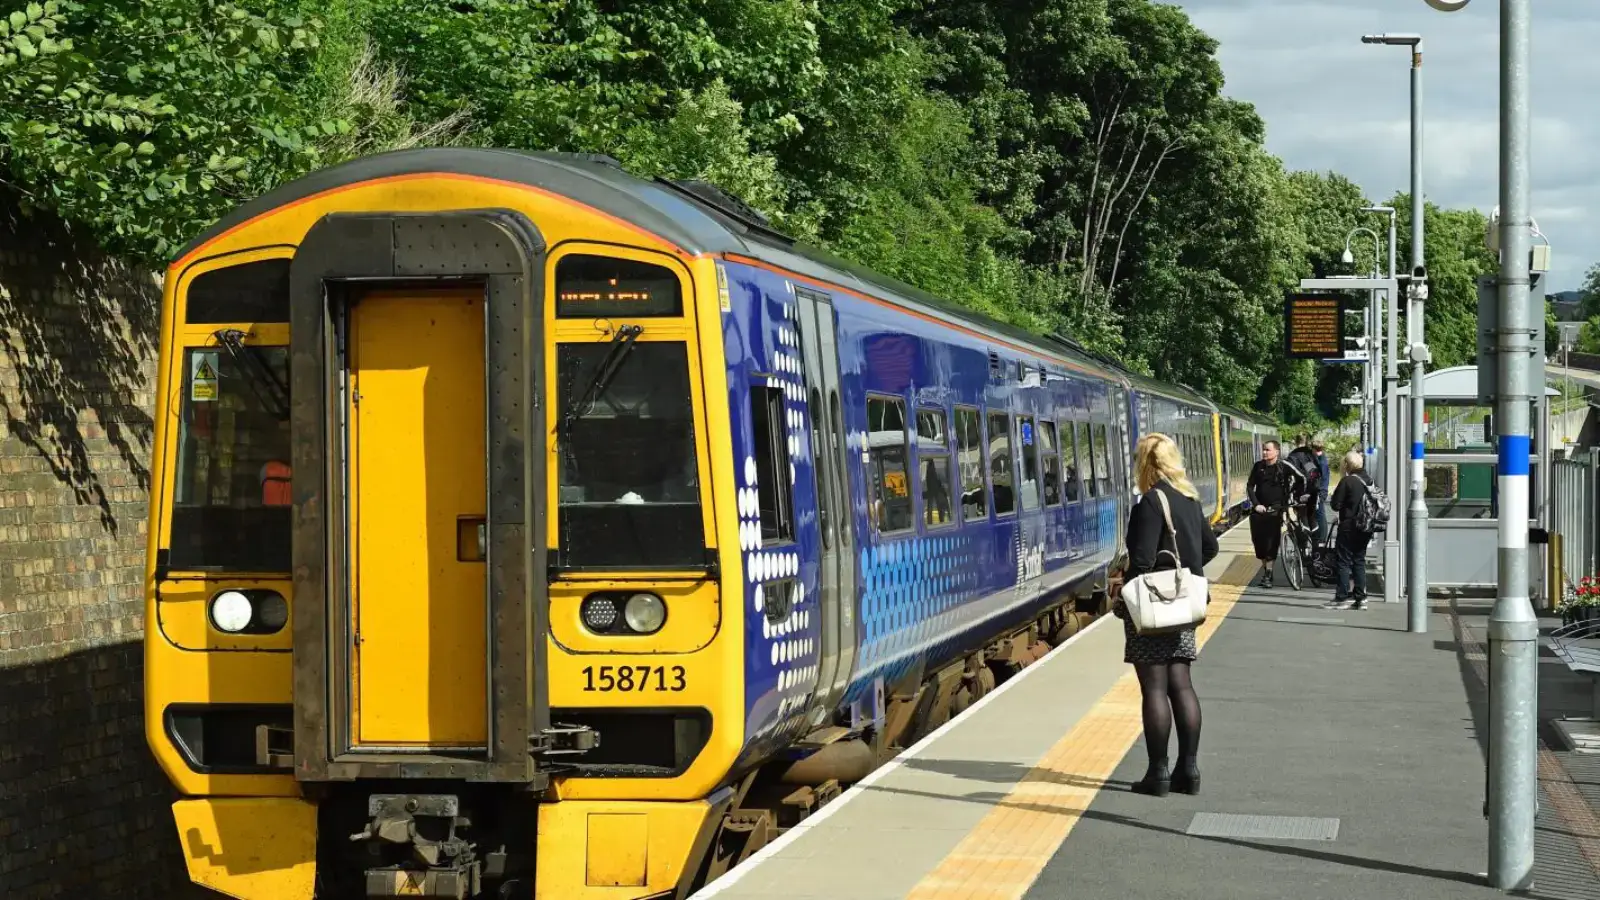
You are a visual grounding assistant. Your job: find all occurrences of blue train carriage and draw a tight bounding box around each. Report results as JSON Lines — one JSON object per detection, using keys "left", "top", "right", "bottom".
{"left": 1119, "top": 376, "right": 1223, "bottom": 526}
{"left": 718, "top": 233, "right": 1138, "bottom": 781}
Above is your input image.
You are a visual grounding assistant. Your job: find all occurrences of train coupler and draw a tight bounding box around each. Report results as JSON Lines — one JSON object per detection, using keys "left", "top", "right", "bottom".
{"left": 351, "top": 794, "right": 491, "bottom": 898}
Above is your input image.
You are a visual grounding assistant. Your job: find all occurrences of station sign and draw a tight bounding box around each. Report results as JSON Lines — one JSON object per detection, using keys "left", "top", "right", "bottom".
{"left": 1284, "top": 292, "right": 1342, "bottom": 359}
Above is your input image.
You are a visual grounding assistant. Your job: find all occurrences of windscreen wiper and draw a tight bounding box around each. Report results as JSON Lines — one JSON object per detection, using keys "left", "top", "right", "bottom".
{"left": 560, "top": 324, "right": 643, "bottom": 439}
{"left": 214, "top": 329, "right": 290, "bottom": 421}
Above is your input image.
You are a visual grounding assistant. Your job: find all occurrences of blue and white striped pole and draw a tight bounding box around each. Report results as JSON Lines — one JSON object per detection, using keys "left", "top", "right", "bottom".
{"left": 1486, "top": 0, "right": 1538, "bottom": 888}
{"left": 1365, "top": 31, "right": 1430, "bottom": 630}
{"left": 1404, "top": 38, "right": 1429, "bottom": 636}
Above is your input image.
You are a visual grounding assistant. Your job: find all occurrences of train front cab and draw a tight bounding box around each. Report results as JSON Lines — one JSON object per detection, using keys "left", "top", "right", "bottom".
{"left": 143, "top": 174, "right": 744, "bottom": 899}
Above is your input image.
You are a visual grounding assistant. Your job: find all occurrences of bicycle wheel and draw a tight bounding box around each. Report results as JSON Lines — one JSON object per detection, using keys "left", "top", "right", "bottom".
{"left": 1279, "top": 519, "right": 1303, "bottom": 591}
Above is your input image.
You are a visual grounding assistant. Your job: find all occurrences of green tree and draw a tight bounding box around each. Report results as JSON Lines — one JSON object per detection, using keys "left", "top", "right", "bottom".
{"left": 1579, "top": 316, "right": 1600, "bottom": 354}
{"left": 0, "top": 0, "right": 347, "bottom": 261}
{"left": 1387, "top": 194, "right": 1497, "bottom": 370}
{"left": 1579, "top": 262, "right": 1600, "bottom": 320}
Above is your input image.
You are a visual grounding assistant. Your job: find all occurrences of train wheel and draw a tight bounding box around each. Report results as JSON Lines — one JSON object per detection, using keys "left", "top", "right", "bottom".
{"left": 950, "top": 686, "right": 974, "bottom": 716}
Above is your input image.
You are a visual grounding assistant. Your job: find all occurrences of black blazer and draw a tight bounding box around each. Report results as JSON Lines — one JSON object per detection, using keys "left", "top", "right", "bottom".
{"left": 1126, "top": 480, "right": 1219, "bottom": 578}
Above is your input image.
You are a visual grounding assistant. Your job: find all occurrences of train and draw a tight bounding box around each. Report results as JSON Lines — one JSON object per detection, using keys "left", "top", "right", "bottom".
{"left": 141, "top": 148, "right": 1281, "bottom": 900}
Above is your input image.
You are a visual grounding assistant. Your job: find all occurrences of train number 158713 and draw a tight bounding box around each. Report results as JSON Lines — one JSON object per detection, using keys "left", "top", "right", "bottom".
{"left": 581, "top": 665, "right": 687, "bottom": 692}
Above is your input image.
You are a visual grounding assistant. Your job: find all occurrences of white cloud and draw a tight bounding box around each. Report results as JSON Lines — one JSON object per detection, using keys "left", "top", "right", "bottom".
{"left": 1174, "top": 0, "right": 1600, "bottom": 290}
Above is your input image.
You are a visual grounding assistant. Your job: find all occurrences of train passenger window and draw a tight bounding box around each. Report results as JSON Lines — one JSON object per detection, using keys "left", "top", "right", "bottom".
{"left": 987, "top": 411, "right": 1016, "bottom": 516}
{"left": 168, "top": 346, "right": 292, "bottom": 571}
{"left": 866, "top": 395, "right": 913, "bottom": 534}
{"left": 1078, "top": 422, "right": 1097, "bottom": 499}
{"left": 555, "top": 254, "right": 683, "bottom": 318}
{"left": 916, "top": 408, "right": 954, "bottom": 528}
{"left": 1060, "top": 420, "right": 1080, "bottom": 503}
{"left": 751, "top": 385, "right": 795, "bottom": 544}
{"left": 185, "top": 259, "right": 291, "bottom": 324}
{"left": 1017, "top": 415, "right": 1040, "bottom": 511}
{"left": 810, "top": 388, "right": 833, "bottom": 550}
{"left": 955, "top": 406, "right": 986, "bottom": 521}
{"left": 557, "top": 341, "right": 704, "bottom": 568}
{"left": 1092, "top": 424, "right": 1112, "bottom": 497}
{"left": 1040, "top": 421, "right": 1062, "bottom": 506}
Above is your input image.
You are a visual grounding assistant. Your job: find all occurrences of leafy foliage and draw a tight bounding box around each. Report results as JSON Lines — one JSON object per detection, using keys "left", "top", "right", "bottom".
{"left": 0, "top": 0, "right": 348, "bottom": 259}
{"left": 0, "top": 0, "right": 1510, "bottom": 425}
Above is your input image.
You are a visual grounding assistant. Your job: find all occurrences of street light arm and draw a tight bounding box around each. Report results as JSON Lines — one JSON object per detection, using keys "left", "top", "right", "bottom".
{"left": 1343, "top": 226, "right": 1381, "bottom": 268}
{"left": 1362, "top": 32, "right": 1423, "bottom": 46}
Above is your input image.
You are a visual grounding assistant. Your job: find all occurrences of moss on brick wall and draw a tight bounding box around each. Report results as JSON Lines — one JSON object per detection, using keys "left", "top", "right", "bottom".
{"left": 0, "top": 194, "right": 202, "bottom": 897}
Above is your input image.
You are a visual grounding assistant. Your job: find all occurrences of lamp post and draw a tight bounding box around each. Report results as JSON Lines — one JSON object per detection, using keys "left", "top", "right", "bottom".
{"left": 1419, "top": 0, "right": 1536, "bottom": 891}
{"left": 1364, "top": 204, "right": 1401, "bottom": 607}
{"left": 1342, "top": 227, "right": 1382, "bottom": 448}
{"left": 1361, "top": 30, "right": 1429, "bottom": 636}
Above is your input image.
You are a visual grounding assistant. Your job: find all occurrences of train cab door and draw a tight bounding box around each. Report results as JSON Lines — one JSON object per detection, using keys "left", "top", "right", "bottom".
{"left": 793, "top": 285, "right": 858, "bottom": 729}
{"left": 346, "top": 285, "right": 490, "bottom": 749}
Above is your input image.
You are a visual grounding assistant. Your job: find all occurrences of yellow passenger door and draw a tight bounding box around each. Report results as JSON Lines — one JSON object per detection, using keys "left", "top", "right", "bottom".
{"left": 347, "top": 286, "right": 489, "bottom": 749}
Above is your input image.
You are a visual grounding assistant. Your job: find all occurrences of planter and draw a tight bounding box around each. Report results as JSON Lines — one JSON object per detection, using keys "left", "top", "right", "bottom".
{"left": 1562, "top": 605, "right": 1600, "bottom": 627}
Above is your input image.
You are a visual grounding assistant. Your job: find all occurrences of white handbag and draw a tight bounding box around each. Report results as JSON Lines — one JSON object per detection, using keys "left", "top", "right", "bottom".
{"left": 1119, "top": 490, "right": 1209, "bottom": 635}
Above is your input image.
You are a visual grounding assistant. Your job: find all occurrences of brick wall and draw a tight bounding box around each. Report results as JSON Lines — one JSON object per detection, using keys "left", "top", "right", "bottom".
{"left": 0, "top": 194, "right": 198, "bottom": 896}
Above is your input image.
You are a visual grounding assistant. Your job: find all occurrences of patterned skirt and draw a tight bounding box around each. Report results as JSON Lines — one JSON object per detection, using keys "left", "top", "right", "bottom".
{"left": 1118, "top": 610, "right": 1199, "bottom": 665}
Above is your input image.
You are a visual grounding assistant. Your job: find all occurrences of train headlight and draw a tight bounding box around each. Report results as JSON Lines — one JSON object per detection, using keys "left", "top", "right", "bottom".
{"left": 210, "top": 591, "right": 254, "bottom": 633}
{"left": 623, "top": 593, "right": 666, "bottom": 634}
{"left": 580, "top": 595, "right": 620, "bottom": 632}
{"left": 209, "top": 589, "right": 289, "bottom": 635}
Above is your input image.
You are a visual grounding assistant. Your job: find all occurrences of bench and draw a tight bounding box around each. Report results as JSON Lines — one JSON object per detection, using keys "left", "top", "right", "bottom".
{"left": 1542, "top": 614, "right": 1600, "bottom": 720}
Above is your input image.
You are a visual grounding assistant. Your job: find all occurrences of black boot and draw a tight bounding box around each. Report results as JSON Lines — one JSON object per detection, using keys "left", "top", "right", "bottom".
{"left": 1171, "top": 759, "right": 1201, "bottom": 795}
{"left": 1131, "top": 757, "right": 1170, "bottom": 796}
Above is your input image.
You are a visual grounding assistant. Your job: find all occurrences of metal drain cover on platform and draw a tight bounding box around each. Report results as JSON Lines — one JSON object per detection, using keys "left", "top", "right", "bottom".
{"left": 1186, "top": 813, "right": 1340, "bottom": 841}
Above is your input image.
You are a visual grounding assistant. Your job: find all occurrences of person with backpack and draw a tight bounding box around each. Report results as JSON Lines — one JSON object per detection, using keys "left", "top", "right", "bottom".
{"left": 1285, "top": 433, "right": 1322, "bottom": 540}
{"left": 1327, "top": 449, "right": 1387, "bottom": 609}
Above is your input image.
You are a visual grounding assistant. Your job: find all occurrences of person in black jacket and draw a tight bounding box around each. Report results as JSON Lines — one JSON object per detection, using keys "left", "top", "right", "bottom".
{"left": 1113, "top": 432, "right": 1218, "bottom": 797}
{"left": 1285, "top": 434, "right": 1323, "bottom": 545}
{"left": 1245, "top": 440, "right": 1303, "bottom": 588}
{"left": 1328, "top": 449, "right": 1374, "bottom": 609}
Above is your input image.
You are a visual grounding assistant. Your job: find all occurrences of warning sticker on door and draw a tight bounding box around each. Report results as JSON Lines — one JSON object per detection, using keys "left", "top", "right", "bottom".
{"left": 191, "top": 351, "right": 219, "bottom": 402}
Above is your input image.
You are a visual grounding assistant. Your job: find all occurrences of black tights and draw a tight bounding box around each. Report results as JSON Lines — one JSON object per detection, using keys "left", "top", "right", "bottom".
{"left": 1133, "top": 661, "right": 1202, "bottom": 777}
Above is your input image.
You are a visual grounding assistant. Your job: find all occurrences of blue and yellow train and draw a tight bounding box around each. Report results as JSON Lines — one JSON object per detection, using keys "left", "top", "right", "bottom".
{"left": 142, "top": 149, "right": 1279, "bottom": 899}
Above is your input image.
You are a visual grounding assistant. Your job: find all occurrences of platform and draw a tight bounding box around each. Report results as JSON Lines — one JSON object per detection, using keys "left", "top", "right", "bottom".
{"left": 692, "top": 524, "right": 1600, "bottom": 900}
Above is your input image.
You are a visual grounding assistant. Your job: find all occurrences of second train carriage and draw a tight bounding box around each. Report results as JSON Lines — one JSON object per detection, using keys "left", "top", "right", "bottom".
{"left": 142, "top": 147, "right": 1279, "bottom": 900}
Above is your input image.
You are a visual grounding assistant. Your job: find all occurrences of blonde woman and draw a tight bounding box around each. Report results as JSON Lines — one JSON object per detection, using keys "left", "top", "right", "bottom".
{"left": 1327, "top": 449, "right": 1374, "bottom": 610}
{"left": 1114, "top": 433, "right": 1218, "bottom": 796}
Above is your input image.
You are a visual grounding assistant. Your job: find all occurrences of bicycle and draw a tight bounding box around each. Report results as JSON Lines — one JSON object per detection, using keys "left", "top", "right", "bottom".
{"left": 1278, "top": 499, "right": 1319, "bottom": 591}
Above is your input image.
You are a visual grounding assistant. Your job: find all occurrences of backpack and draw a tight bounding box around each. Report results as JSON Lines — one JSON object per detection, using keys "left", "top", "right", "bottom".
{"left": 1287, "top": 447, "right": 1320, "bottom": 493}
{"left": 1352, "top": 473, "right": 1390, "bottom": 534}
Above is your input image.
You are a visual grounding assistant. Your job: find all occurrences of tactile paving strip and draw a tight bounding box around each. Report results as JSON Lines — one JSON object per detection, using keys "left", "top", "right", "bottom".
{"left": 1185, "top": 812, "right": 1340, "bottom": 841}
{"left": 904, "top": 583, "right": 1245, "bottom": 900}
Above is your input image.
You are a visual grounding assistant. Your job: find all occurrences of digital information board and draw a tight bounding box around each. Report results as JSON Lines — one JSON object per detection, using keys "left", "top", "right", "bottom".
{"left": 1284, "top": 293, "right": 1342, "bottom": 359}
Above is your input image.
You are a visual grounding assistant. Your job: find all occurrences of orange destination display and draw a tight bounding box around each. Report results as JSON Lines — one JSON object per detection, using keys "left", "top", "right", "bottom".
{"left": 1284, "top": 292, "right": 1343, "bottom": 359}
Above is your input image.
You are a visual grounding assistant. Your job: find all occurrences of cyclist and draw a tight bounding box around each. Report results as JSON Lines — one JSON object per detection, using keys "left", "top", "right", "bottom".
{"left": 1246, "top": 440, "right": 1303, "bottom": 588}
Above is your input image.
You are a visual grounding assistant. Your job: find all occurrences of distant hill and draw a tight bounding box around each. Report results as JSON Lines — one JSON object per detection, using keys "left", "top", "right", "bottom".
{"left": 1550, "top": 289, "right": 1587, "bottom": 321}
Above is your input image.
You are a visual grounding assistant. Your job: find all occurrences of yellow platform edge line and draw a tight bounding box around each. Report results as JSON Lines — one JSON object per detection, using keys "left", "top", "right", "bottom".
{"left": 905, "top": 582, "right": 1246, "bottom": 900}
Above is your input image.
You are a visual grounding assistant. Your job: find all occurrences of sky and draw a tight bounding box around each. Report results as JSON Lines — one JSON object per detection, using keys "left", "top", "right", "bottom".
{"left": 1173, "top": 0, "right": 1598, "bottom": 293}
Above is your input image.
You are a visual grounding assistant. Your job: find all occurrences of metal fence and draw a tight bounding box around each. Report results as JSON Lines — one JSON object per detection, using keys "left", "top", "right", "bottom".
{"left": 1550, "top": 447, "right": 1599, "bottom": 591}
